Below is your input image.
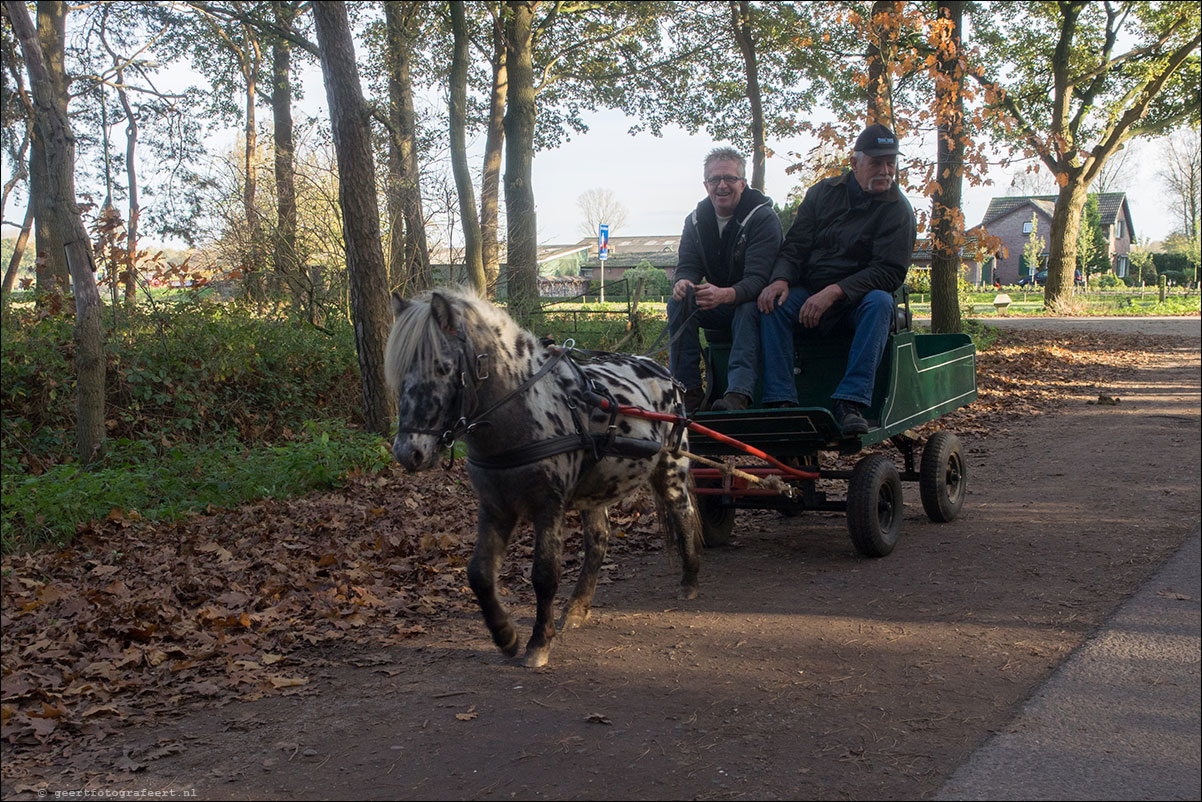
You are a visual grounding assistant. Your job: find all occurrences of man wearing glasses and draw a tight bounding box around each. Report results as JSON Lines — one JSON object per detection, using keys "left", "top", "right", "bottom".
{"left": 668, "top": 147, "right": 783, "bottom": 413}
{"left": 756, "top": 124, "right": 916, "bottom": 434}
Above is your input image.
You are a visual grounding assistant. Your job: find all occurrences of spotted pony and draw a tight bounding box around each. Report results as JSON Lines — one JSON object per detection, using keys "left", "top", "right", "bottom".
{"left": 385, "top": 287, "right": 702, "bottom": 668}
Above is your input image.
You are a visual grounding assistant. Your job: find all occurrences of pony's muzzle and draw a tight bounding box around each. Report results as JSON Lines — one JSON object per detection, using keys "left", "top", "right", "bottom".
{"left": 392, "top": 433, "right": 440, "bottom": 472}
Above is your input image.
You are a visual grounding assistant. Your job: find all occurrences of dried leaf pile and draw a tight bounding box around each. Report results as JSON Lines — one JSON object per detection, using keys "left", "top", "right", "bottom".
{"left": 0, "top": 329, "right": 1186, "bottom": 782}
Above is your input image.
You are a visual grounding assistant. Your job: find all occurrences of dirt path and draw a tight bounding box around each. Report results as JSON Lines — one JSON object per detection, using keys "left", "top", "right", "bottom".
{"left": 5, "top": 332, "right": 1200, "bottom": 801}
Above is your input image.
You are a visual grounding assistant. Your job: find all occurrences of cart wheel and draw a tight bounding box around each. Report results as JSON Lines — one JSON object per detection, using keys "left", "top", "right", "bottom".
{"left": 698, "top": 495, "right": 736, "bottom": 548}
{"left": 920, "top": 432, "right": 966, "bottom": 523}
{"left": 847, "top": 455, "right": 903, "bottom": 557}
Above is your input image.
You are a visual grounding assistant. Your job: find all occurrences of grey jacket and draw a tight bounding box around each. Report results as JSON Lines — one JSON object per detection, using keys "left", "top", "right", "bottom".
{"left": 674, "top": 187, "right": 783, "bottom": 306}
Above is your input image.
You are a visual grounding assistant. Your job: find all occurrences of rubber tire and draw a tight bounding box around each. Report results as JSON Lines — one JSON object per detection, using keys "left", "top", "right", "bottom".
{"left": 847, "top": 455, "right": 903, "bottom": 557}
{"left": 919, "top": 431, "right": 967, "bottom": 523}
{"left": 698, "top": 495, "right": 736, "bottom": 548}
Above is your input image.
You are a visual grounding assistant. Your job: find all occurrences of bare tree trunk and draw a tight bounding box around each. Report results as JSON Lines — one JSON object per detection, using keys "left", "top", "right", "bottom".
{"left": 449, "top": 1, "right": 485, "bottom": 293}
{"left": 1, "top": 68, "right": 33, "bottom": 297}
{"left": 865, "top": 0, "right": 900, "bottom": 128}
{"left": 2, "top": 203, "right": 34, "bottom": 295}
{"left": 115, "top": 78, "right": 138, "bottom": 305}
{"left": 730, "top": 0, "right": 765, "bottom": 191}
{"left": 479, "top": 7, "right": 506, "bottom": 293}
{"left": 272, "top": 1, "right": 303, "bottom": 316}
{"left": 1047, "top": 182, "right": 1088, "bottom": 304}
{"left": 311, "top": 0, "right": 393, "bottom": 435}
{"left": 383, "top": 2, "right": 405, "bottom": 288}
{"left": 503, "top": 0, "right": 538, "bottom": 322}
{"left": 7, "top": 0, "right": 106, "bottom": 463}
{"left": 384, "top": 2, "right": 430, "bottom": 293}
{"left": 32, "top": 0, "right": 69, "bottom": 300}
{"left": 930, "top": 0, "right": 963, "bottom": 334}
{"left": 242, "top": 28, "right": 264, "bottom": 300}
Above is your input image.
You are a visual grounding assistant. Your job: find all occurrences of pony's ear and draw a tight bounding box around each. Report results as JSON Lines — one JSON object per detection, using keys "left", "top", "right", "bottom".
{"left": 430, "top": 292, "right": 458, "bottom": 335}
{"left": 390, "top": 291, "right": 408, "bottom": 320}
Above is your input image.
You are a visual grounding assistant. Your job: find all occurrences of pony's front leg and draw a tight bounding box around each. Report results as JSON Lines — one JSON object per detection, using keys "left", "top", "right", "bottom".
{"left": 524, "top": 511, "right": 565, "bottom": 668}
{"left": 467, "top": 507, "right": 520, "bottom": 658}
{"left": 562, "top": 506, "right": 610, "bottom": 632}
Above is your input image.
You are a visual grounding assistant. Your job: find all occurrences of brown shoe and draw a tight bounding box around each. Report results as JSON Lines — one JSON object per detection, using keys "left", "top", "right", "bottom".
{"left": 712, "top": 392, "right": 751, "bottom": 411}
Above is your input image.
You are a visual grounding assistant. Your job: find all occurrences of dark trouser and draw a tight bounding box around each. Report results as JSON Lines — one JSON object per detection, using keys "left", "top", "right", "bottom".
{"left": 667, "top": 297, "right": 759, "bottom": 399}
{"left": 760, "top": 288, "right": 893, "bottom": 407}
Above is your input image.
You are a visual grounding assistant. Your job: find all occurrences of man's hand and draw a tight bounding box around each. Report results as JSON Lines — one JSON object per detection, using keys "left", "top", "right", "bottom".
{"left": 671, "top": 279, "right": 695, "bottom": 301}
{"left": 693, "top": 283, "right": 735, "bottom": 310}
{"left": 757, "top": 280, "right": 790, "bottom": 314}
{"left": 798, "top": 284, "right": 845, "bottom": 328}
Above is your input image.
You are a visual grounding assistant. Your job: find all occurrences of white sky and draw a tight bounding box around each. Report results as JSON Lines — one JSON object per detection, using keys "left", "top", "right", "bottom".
{"left": 3, "top": 58, "right": 1178, "bottom": 251}
{"left": 525, "top": 109, "right": 1172, "bottom": 247}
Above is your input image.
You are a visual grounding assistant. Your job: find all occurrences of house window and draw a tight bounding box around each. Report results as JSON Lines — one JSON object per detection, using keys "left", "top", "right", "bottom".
{"left": 1116, "top": 219, "right": 1124, "bottom": 239}
{"left": 1022, "top": 221, "right": 1033, "bottom": 234}
{"left": 1116, "top": 256, "right": 1129, "bottom": 278}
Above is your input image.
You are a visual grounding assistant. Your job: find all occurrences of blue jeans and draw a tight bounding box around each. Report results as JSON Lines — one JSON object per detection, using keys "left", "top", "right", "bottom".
{"left": 760, "top": 288, "right": 894, "bottom": 407}
{"left": 667, "top": 297, "right": 759, "bottom": 399}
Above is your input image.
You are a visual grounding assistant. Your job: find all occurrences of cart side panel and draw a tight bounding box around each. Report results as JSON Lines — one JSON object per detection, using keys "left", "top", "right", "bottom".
{"left": 878, "top": 332, "right": 978, "bottom": 435}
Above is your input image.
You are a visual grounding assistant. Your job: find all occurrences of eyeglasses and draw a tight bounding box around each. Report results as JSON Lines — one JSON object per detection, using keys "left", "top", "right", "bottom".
{"left": 705, "top": 175, "right": 745, "bottom": 187}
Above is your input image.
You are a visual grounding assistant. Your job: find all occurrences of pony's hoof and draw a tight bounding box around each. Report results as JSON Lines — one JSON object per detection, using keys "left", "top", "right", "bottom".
{"left": 561, "top": 607, "right": 590, "bottom": 632}
{"left": 497, "top": 628, "right": 520, "bottom": 658}
{"left": 677, "top": 584, "right": 699, "bottom": 601}
{"left": 523, "top": 647, "right": 550, "bottom": 669}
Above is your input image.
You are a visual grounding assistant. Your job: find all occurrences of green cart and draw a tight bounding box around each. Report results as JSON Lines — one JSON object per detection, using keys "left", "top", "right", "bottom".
{"left": 689, "top": 300, "right": 977, "bottom": 556}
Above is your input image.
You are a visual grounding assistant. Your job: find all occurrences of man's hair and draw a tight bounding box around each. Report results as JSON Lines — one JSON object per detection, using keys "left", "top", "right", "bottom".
{"left": 703, "top": 147, "right": 746, "bottom": 177}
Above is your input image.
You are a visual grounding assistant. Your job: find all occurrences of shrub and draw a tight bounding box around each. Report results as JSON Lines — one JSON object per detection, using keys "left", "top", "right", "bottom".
{"left": 906, "top": 269, "right": 931, "bottom": 295}
{"left": 621, "top": 264, "right": 673, "bottom": 297}
{"left": 1092, "top": 274, "right": 1123, "bottom": 289}
{"left": 2, "top": 299, "right": 363, "bottom": 473}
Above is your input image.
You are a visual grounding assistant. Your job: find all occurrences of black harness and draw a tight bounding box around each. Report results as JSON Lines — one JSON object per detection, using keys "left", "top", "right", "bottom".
{"left": 397, "top": 329, "right": 678, "bottom": 471}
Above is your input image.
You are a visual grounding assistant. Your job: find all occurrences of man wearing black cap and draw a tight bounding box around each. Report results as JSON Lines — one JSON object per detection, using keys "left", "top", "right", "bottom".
{"left": 755, "top": 123, "right": 916, "bottom": 434}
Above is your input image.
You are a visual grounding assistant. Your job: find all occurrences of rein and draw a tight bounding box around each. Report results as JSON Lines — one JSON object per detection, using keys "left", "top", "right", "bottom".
{"left": 395, "top": 305, "right": 820, "bottom": 482}
{"left": 396, "top": 328, "right": 569, "bottom": 453}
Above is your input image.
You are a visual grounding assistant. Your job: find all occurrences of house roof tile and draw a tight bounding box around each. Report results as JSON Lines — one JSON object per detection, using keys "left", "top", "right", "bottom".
{"left": 980, "top": 192, "right": 1133, "bottom": 237}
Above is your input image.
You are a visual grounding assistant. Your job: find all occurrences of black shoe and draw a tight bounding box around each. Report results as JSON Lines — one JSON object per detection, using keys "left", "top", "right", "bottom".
{"left": 681, "top": 387, "right": 705, "bottom": 415}
{"left": 711, "top": 392, "right": 751, "bottom": 411}
{"left": 764, "top": 400, "right": 795, "bottom": 409}
{"left": 832, "top": 400, "right": 869, "bottom": 435}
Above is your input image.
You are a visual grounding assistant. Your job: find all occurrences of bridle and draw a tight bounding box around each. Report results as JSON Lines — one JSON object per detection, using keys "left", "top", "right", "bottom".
{"left": 395, "top": 325, "right": 569, "bottom": 453}
{"left": 394, "top": 325, "right": 680, "bottom": 471}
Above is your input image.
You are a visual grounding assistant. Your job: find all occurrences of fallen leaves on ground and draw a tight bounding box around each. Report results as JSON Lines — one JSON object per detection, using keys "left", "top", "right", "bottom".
{"left": 0, "top": 328, "right": 1190, "bottom": 784}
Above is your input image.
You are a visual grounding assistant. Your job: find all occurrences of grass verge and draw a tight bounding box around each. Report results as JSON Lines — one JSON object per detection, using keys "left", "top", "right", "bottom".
{"left": 1, "top": 420, "right": 392, "bottom": 554}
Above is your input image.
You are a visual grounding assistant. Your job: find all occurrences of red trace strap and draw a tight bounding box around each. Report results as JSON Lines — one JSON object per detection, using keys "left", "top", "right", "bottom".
{"left": 605, "top": 402, "right": 821, "bottom": 481}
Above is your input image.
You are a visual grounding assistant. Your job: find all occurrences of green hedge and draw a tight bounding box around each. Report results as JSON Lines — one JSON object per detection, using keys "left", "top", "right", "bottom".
{"left": 2, "top": 298, "right": 363, "bottom": 472}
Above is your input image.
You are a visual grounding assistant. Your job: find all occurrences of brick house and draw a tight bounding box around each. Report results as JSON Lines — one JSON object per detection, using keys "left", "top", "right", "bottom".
{"left": 909, "top": 238, "right": 985, "bottom": 285}
{"left": 976, "top": 193, "right": 1137, "bottom": 284}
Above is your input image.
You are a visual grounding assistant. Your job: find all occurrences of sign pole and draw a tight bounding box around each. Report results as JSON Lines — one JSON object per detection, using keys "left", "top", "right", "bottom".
{"left": 598, "top": 223, "right": 609, "bottom": 303}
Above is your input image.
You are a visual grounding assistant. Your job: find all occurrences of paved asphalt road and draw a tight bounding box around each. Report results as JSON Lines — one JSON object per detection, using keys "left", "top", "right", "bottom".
{"left": 933, "top": 315, "right": 1201, "bottom": 801}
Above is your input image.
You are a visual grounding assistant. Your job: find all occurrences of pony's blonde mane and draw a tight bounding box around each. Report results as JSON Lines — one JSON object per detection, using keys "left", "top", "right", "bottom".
{"left": 384, "top": 287, "right": 523, "bottom": 392}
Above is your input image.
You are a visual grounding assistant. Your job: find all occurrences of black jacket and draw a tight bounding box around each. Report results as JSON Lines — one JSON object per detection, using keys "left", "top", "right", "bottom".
{"left": 772, "top": 171, "right": 915, "bottom": 313}
{"left": 674, "top": 187, "right": 783, "bottom": 305}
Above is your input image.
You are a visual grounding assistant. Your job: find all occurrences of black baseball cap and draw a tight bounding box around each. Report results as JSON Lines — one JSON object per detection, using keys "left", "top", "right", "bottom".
{"left": 854, "top": 124, "right": 901, "bottom": 156}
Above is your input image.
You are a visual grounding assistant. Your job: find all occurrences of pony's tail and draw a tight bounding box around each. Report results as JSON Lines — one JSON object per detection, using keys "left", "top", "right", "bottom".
{"left": 654, "top": 470, "right": 703, "bottom": 565}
